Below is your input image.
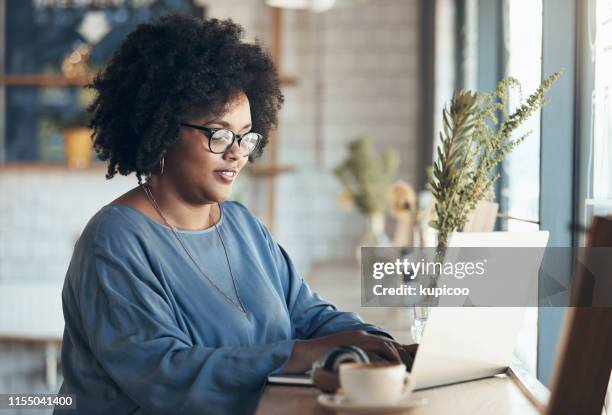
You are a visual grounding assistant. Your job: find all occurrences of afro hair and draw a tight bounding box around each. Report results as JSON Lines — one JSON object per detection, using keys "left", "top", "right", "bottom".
{"left": 89, "top": 13, "right": 284, "bottom": 183}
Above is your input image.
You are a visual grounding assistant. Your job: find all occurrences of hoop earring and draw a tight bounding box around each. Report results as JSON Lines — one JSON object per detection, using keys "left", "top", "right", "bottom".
{"left": 160, "top": 155, "right": 165, "bottom": 176}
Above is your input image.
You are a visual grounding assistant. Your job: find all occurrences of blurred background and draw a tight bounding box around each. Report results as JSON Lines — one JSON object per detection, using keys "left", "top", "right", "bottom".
{"left": 0, "top": 0, "right": 610, "bottom": 413}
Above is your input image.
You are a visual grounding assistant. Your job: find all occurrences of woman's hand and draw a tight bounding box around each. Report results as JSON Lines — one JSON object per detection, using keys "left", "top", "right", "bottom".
{"left": 281, "top": 330, "right": 402, "bottom": 374}
{"left": 395, "top": 343, "right": 418, "bottom": 371}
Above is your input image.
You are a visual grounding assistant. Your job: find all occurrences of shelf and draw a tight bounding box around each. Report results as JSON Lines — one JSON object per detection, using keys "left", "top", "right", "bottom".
{"left": 0, "top": 74, "right": 93, "bottom": 87}
{"left": 246, "top": 163, "right": 295, "bottom": 176}
{"left": 0, "top": 74, "right": 296, "bottom": 88}
{"left": 279, "top": 75, "right": 298, "bottom": 86}
{"left": 0, "top": 162, "right": 106, "bottom": 173}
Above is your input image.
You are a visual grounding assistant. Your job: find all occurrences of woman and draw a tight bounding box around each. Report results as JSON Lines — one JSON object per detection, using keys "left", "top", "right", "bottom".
{"left": 55, "top": 14, "right": 414, "bottom": 415}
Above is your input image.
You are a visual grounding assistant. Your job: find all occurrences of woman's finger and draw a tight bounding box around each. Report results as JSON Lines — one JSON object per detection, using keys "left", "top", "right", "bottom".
{"left": 370, "top": 340, "right": 401, "bottom": 363}
{"left": 404, "top": 343, "right": 419, "bottom": 357}
{"left": 397, "top": 346, "right": 415, "bottom": 370}
{"left": 366, "top": 352, "right": 388, "bottom": 363}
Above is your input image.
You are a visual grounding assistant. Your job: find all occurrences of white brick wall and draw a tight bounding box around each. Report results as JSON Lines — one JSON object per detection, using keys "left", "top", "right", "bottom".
{"left": 263, "top": 0, "right": 422, "bottom": 275}
{"left": 0, "top": 170, "right": 134, "bottom": 281}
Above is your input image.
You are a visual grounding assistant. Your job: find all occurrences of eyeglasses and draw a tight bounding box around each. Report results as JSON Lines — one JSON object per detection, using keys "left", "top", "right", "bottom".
{"left": 180, "top": 122, "right": 262, "bottom": 157}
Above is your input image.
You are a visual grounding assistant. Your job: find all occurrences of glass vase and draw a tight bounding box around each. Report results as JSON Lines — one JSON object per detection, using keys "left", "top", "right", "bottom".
{"left": 410, "top": 305, "right": 429, "bottom": 343}
{"left": 355, "top": 211, "right": 390, "bottom": 262}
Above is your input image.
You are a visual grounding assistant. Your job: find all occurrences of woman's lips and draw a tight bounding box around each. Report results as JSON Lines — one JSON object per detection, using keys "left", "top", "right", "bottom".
{"left": 213, "top": 170, "right": 237, "bottom": 184}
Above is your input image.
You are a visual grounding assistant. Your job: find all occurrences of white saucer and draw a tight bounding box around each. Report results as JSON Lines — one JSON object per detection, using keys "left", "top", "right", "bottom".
{"left": 317, "top": 392, "right": 427, "bottom": 414}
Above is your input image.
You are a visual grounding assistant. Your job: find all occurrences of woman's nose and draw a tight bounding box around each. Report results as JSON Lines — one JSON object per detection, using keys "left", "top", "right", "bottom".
{"left": 223, "top": 140, "right": 241, "bottom": 160}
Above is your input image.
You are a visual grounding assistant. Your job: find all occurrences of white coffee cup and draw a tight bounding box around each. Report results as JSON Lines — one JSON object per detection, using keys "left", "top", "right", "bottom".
{"left": 339, "top": 362, "right": 412, "bottom": 405}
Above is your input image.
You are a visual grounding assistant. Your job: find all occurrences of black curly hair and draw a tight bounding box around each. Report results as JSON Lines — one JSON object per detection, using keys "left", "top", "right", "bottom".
{"left": 89, "top": 13, "right": 284, "bottom": 184}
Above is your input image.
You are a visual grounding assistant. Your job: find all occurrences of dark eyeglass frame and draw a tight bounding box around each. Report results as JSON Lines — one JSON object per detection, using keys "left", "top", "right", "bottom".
{"left": 180, "top": 122, "right": 262, "bottom": 156}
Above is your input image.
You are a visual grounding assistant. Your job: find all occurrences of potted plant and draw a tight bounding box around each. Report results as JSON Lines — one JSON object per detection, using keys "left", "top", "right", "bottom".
{"left": 409, "top": 71, "right": 562, "bottom": 342}
{"left": 334, "top": 137, "right": 399, "bottom": 260}
{"left": 429, "top": 71, "right": 561, "bottom": 255}
{"left": 47, "top": 89, "right": 94, "bottom": 168}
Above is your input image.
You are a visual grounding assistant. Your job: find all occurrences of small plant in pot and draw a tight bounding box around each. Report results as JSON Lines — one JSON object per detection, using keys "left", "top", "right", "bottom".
{"left": 334, "top": 137, "right": 399, "bottom": 261}
{"left": 48, "top": 98, "right": 93, "bottom": 168}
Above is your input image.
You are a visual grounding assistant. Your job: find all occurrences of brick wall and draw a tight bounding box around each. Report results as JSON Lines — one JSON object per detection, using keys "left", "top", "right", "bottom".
{"left": 0, "top": 170, "right": 134, "bottom": 282}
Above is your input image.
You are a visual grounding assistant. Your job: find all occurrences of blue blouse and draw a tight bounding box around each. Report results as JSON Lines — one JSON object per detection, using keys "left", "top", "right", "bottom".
{"left": 55, "top": 201, "right": 389, "bottom": 415}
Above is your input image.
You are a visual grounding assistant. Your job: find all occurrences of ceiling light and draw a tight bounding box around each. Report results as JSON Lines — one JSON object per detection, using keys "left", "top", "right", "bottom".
{"left": 266, "top": 0, "right": 336, "bottom": 12}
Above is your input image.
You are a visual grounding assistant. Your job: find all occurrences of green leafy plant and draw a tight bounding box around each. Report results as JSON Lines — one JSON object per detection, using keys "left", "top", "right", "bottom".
{"left": 46, "top": 87, "right": 94, "bottom": 131}
{"left": 429, "top": 71, "right": 562, "bottom": 256}
{"left": 334, "top": 137, "right": 399, "bottom": 215}
{"left": 47, "top": 108, "right": 91, "bottom": 131}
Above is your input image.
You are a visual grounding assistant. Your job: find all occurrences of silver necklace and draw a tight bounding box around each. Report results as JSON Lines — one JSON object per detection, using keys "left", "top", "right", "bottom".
{"left": 141, "top": 183, "right": 248, "bottom": 316}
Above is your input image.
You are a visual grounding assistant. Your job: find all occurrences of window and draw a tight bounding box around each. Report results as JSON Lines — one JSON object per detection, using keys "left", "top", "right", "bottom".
{"left": 502, "top": 0, "right": 544, "bottom": 377}
{"left": 584, "top": 0, "right": 612, "bottom": 222}
{"left": 503, "top": 0, "right": 543, "bottom": 232}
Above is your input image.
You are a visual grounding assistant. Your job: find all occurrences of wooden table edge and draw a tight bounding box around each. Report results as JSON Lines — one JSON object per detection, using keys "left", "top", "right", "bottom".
{"left": 507, "top": 364, "right": 550, "bottom": 414}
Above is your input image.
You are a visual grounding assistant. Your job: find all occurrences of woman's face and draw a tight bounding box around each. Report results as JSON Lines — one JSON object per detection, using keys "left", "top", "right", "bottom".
{"left": 164, "top": 91, "right": 252, "bottom": 204}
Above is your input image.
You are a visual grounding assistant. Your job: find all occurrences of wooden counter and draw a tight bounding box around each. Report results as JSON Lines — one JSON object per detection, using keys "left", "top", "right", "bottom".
{"left": 256, "top": 368, "right": 546, "bottom": 415}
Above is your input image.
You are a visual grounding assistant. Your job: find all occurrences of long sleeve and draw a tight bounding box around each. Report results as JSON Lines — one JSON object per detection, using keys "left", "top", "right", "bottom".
{"left": 57, "top": 202, "right": 392, "bottom": 415}
{"left": 257, "top": 221, "right": 392, "bottom": 341}
{"left": 71, "top": 226, "right": 295, "bottom": 415}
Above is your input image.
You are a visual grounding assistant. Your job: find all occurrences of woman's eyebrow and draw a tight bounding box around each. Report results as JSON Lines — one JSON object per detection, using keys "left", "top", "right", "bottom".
{"left": 206, "top": 119, "right": 252, "bottom": 130}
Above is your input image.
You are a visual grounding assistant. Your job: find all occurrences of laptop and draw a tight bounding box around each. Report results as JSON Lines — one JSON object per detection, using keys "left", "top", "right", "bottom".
{"left": 267, "top": 371, "right": 313, "bottom": 386}
{"left": 410, "top": 307, "right": 526, "bottom": 390}
{"left": 269, "top": 231, "right": 549, "bottom": 390}
{"left": 411, "top": 231, "right": 549, "bottom": 390}
{"left": 268, "top": 309, "right": 530, "bottom": 388}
